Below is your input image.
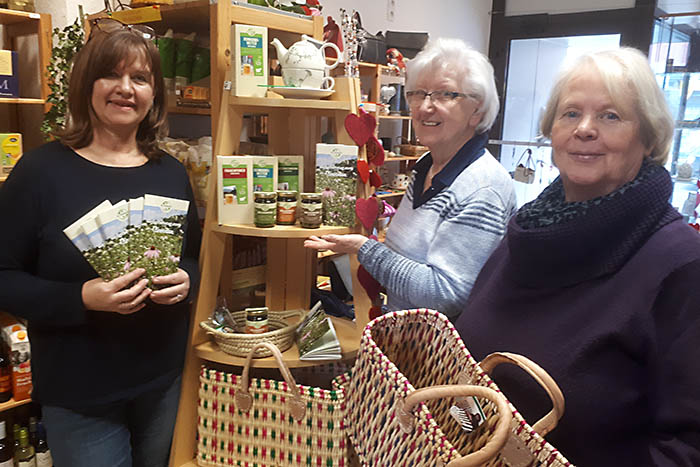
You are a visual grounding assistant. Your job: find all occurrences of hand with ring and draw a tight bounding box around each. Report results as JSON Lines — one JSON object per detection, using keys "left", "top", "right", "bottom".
{"left": 149, "top": 268, "right": 191, "bottom": 305}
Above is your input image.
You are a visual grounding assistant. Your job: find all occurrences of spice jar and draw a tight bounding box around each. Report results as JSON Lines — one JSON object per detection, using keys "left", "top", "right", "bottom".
{"left": 254, "top": 192, "right": 277, "bottom": 228}
{"left": 276, "top": 190, "right": 298, "bottom": 225}
{"left": 245, "top": 307, "right": 269, "bottom": 334}
{"left": 300, "top": 192, "right": 323, "bottom": 228}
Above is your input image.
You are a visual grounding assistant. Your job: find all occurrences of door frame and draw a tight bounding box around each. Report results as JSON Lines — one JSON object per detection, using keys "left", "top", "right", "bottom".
{"left": 487, "top": 0, "right": 656, "bottom": 160}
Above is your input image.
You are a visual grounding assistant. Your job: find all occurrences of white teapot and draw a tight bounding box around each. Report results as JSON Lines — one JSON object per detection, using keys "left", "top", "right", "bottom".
{"left": 271, "top": 35, "right": 340, "bottom": 89}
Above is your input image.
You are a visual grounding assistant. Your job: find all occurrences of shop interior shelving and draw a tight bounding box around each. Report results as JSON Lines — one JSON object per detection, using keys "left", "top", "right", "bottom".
{"left": 167, "top": 3, "right": 371, "bottom": 466}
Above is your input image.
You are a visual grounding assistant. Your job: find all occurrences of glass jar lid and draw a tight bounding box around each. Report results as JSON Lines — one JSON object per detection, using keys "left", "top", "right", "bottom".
{"left": 254, "top": 192, "right": 277, "bottom": 200}
{"left": 300, "top": 192, "right": 322, "bottom": 201}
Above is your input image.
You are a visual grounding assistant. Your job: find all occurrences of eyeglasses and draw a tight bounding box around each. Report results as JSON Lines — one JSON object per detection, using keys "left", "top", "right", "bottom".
{"left": 405, "top": 90, "right": 472, "bottom": 107}
{"left": 89, "top": 17, "right": 156, "bottom": 42}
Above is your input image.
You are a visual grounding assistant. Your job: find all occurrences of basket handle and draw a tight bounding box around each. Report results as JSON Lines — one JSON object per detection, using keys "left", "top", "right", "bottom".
{"left": 235, "top": 342, "right": 306, "bottom": 421}
{"left": 396, "top": 385, "right": 511, "bottom": 467}
{"left": 479, "top": 352, "right": 564, "bottom": 436}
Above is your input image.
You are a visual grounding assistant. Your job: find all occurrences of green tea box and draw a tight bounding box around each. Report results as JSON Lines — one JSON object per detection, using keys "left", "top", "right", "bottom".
{"left": 250, "top": 156, "right": 278, "bottom": 193}
{"left": 232, "top": 24, "right": 267, "bottom": 97}
{"left": 217, "top": 155, "right": 254, "bottom": 224}
{"left": 277, "top": 155, "right": 304, "bottom": 192}
{"left": 315, "top": 144, "right": 358, "bottom": 227}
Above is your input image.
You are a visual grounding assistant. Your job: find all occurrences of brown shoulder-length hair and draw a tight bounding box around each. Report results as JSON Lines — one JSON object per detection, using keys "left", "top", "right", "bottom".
{"left": 58, "top": 29, "right": 168, "bottom": 159}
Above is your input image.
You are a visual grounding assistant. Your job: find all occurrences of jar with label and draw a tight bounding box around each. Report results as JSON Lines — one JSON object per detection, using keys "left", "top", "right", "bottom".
{"left": 254, "top": 192, "right": 277, "bottom": 228}
{"left": 300, "top": 192, "right": 323, "bottom": 228}
{"left": 244, "top": 307, "right": 269, "bottom": 334}
{"left": 276, "top": 190, "right": 298, "bottom": 225}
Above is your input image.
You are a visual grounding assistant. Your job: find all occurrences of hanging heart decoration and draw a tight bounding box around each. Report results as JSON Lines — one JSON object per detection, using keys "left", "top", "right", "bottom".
{"left": 355, "top": 197, "right": 380, "bottom": 231}
{"left": 366, "top": 135, "right": 385, "bottom": 166}
{"left": 360, "top": 107, "right": 377, "bottom": 132}
{"left": 357, "top": 265, "right": 382, "bottom": 301}
{"left": 344, "top": 112, "right": 373, "bottom": 146}
{"left": 369, "top": 169, "right": 382, "bottom": 188}
{"left": 357, "top": 160, "right": 370, "bottom": 183}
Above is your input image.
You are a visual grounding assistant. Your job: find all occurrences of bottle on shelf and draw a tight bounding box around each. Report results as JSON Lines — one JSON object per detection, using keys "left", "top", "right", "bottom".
{"left": 33, "top": 423, "right": 51, "bottom": 467}
{"left": 0, "top": 347, "right": 11, "bottom": 403}
{"left": 0, "top": 420, "right": 13, "bottom": 467}
{"left": 12, "top": 425, "right": 19, "bottom": 454}
{"left": 15, "top": 428, "right": 35, "bottom": 467}
{"left": 27, "top": 418, "right": 36, "bottom": 449}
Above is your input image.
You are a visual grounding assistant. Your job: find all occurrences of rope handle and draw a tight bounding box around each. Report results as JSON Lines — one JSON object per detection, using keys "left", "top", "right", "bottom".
{"left": 514, "top": 148, "right": 535, "bottom": 170}
{"left": 396, "top": 385, "right": 511, "bottom": 467}
{"left": 479, "top": 352, "right": 564, "bottom": 436}
{"left": 235, "top": 342, "right": 306, "bottom": 421}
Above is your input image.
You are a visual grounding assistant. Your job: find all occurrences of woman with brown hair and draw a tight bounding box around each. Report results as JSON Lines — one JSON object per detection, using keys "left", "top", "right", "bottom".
{"left": 0, "top": 19, "right": 201, "bottom": 466}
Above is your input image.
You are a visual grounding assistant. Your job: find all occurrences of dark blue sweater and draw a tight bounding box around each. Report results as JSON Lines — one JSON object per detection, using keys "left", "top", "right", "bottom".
{"left": 455, "top": 164, "right": 700, "bottom": 466}
{"left": 0, "top": 141, "right": 201, "bottom": 408}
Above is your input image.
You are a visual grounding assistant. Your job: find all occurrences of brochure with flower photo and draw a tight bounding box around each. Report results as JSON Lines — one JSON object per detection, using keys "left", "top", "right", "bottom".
{"left": 63, "top": 199, "right": 114, "bottom": 279}
{"left": 295, "top": 301, "right": 341, "bottom": 361}
{"left": 95, "top": 201, "right": 132, "bottom": 277}
{"left": 315, "top": 144, "right": 357, "bottom": 227}
{"left": 130, "top": 194, "right": 190, "bottom": 282}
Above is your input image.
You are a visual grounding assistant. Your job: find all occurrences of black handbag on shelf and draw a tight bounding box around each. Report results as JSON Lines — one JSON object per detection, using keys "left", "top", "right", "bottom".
{"left": 353, "top": 11, "right": 386, "bottom": 64}
{"left": 385, "top": 31, "right": 429, "bottom": 59}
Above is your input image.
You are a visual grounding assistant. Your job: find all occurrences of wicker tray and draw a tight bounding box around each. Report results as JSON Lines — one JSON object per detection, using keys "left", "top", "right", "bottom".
{"left": 200, "top": 309, "right": 303, "bottom": 358}
{"left": 396, "top": 144, "right": 429, "bottom": 156}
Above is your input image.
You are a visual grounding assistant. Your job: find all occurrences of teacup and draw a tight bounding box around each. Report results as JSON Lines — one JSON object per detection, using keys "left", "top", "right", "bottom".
{"left": 282, "top": 67, "right": 335, "bottom": 89}
{"left": 391, "top": 173, "right": 409, "bottom": 190}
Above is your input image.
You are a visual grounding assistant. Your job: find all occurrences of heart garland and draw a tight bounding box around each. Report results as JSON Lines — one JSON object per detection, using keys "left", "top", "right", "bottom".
{"left": 355, "top": 196, "right": 381, "bottom": 231}
{"left": 357, "top": 160, "right": 370, "bottom": 183}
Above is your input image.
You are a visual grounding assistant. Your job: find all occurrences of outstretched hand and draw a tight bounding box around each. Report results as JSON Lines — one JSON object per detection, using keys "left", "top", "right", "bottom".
{"left": 303, "top": 234, "right": 369, "bottom": 255}
{"left": 82, "top": 268, "right": 151, "bottom": 315}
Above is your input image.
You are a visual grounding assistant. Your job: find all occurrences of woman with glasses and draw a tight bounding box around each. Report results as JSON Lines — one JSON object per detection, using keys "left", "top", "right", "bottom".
{"left": 305, "top": 38, "right": 516, "bottom": 318}
{"left": 455, "top": 48, "right": 700, "bottom": 465}
{"left": 0, "top": 19, "right": 201, "bottom": 467}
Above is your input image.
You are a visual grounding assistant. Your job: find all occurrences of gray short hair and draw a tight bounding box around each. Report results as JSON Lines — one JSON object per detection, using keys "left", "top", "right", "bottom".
{"left": 540, "top": 47, "right": 673, "bottom": 166}
{"left": 405, "top": 37, "right": 499, "bottom": 134}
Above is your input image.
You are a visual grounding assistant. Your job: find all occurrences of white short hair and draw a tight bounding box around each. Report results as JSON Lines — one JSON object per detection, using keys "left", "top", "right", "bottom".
{"left": 540, "top": 47, "right": 674, "bottom": 165}
{"left": 405, "top": 37, "right": 499, "bottom": 134}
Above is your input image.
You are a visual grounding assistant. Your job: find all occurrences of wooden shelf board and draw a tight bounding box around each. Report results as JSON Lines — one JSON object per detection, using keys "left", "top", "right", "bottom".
{"left": 168, "top": 105, "right": 211, "bottom": 116}
{"left": 194, "top": 316, "right": 361, "bottom": 368}
{"left": 175, "top": 460, "right": 198, "bottom": 467}
{"left": 376, "top": 191, "right": 405, "bottom": 199}
{"left": 230, "top": 3, "right": 315, "bottom": 35}
{"left": 230, "top": 95, "right": 351, "bottom": 110}
{"left": 0, "top": 8, "right": 41, "bottom": 24}
{"left": 386, "top": 155, "right": 422, "bottom": 161}
{"left": 0, "top": 175, "right": 7, "bottom": 183}
{"left": 0, "top": 97, "right": 44, "bottom": 105}
{"left": 0, "top": 397, "right": 31, "bottom": 412}
{"left": 378, "top": 115, "right": 411, "bottom": 120}
{"left": 213, "top": 223, "right": 351, "bottom": 238}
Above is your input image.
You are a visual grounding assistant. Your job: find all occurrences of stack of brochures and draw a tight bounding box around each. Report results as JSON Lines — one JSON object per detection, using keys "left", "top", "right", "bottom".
{"left": 63, "top": 194, "right": 189, "bottom": 283}
{"left": 295, "top": 302, "right": 342, "bottom": 361}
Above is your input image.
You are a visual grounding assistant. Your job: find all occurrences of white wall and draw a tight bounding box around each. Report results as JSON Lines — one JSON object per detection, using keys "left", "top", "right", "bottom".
{"left": 36, "top": 0, "right": 104, "bottom": 30}
{"left": 320, "top": 0, "right": 492, "bottom": 54}
{"left": 505, "top": 0, "right": 635, "bottom": 16}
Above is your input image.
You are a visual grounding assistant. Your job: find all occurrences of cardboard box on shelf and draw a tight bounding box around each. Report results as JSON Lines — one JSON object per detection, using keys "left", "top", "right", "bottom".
{"left": 232, "top": 24, "right": 268, "bottom": 98}
{"left": 1, "top": 133, "right": 22, "bottom": 175}
{"left": 0, "top": 51, "right": 19, "bottom": 98}
{"left": 0, "top": 313, "right": 31, "bottom": 401}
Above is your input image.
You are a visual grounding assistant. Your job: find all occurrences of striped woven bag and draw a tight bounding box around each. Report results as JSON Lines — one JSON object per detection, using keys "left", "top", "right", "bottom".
{"left": 197, "top": 342, "right": 350, "bottom": 466}
{"left": 343, "top": 309, "right": 574, "bottom": 467}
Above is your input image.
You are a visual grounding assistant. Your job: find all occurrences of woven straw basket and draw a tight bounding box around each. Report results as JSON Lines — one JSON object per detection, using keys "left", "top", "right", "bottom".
{"left": 343, "top": 309, "right": 574, "bottom": 467}
{"left": 197, "top": 342, "right": 350, "bottom": 467}
{"left": 200, "top": 309, "right": 303, "bottom": 358}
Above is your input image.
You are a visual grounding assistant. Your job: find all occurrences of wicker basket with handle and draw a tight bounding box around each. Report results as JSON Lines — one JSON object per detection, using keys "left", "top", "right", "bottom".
{"left": 343, "top": 308, "right": 574, "bottom": 466}
{"left": 199, "top": 309, "right": 303, "bottom": 358}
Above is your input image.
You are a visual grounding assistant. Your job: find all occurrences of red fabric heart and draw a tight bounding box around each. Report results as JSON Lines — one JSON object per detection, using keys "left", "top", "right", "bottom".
{"left": 355, "top": 197, "right": 379, "bottom": 230}
{"left": 344, "top": 113, "right": 373, "bottom": 146}
{"left": 369, "top": 170, "right": 382, "bottom": 188}
{"left": 360, "top": 108, "right": 377, "bottom": 132}
{"left": 366, "top": 136, "right": 385, "bottom": 166}
{"left": 358, "top": 265, "right": 381, "bottom": 301}
{"left": 357, "top": 160, "right": 370, "bottom": 183}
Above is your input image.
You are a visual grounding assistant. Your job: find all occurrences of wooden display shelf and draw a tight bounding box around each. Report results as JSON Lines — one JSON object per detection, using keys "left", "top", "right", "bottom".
{"left": 213, "top": 223, "right": 350, "bottom": 238}
{"left": 386, "top": 155, "right": 422, "bottom": 162}
{"left": 0, "top": 8, "right": 41, "bottom": 23}
{"left": 194, "top": 316, "right": 361, "bottom": 368}
{"left": 0, "top": 98, "right": 45, "bottom": 105}
{"left": 378, "top": 114, "right": 411, "bottom": 120}
{"left": 167, "top": 105, "right": 211, "bottom": 115}
{"left": 0, "top": 175, "right": 7, "bottom": 183}
{"left": 229, "top": 95, "right": 351, "bottom": 110}
{"left": 0, "top": 397, "right": 31, "bottom": 412}
{"left": 376, "top": 190, "right": 405, "bottom": 199}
